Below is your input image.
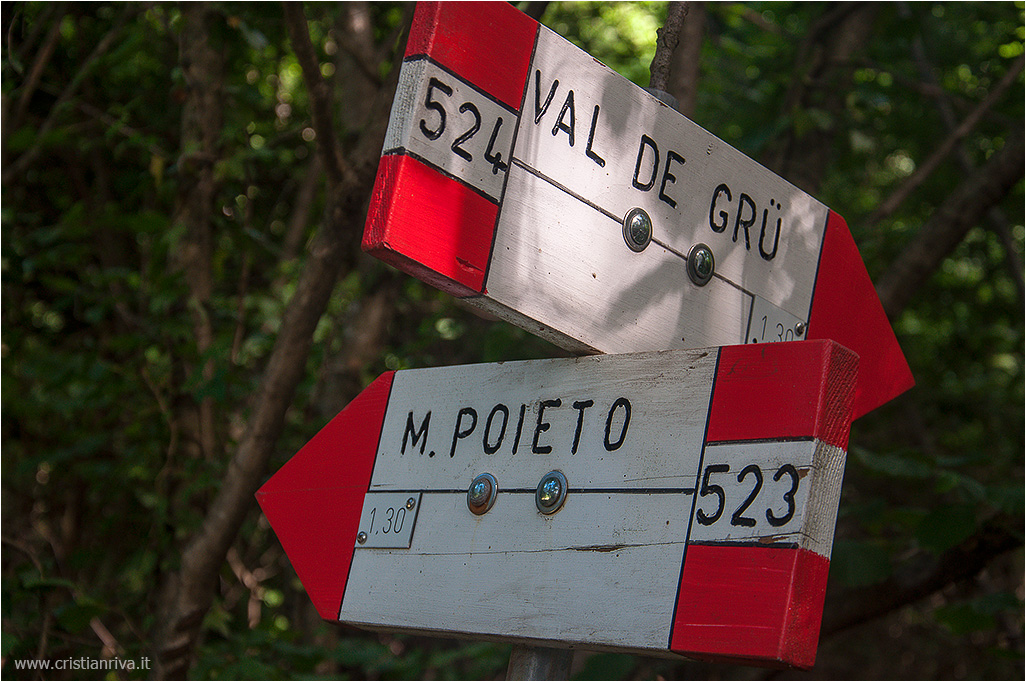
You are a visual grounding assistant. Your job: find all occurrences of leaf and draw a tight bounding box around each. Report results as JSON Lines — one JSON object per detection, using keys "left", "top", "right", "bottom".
{"left": 203, "top": 601, "right": 232, "bottom": 639}
{"left": 21, "top": 575, "right": 78, "bottom": 592}
{"left": 914, "top": 504, "right": 978, "bottom": 554}
{"left": 934, "top": 602, "right": 995, "bottom": 634}
{"left": 830, "top": 539, "right": 892, "bottom": 588}
{"left": 573, "top": 652, "right": 637, "bottom": 680}
{"left": 54, "top": 597, "right": 105, "bottom": 634}
{"left": 1, "top": 632, "right": 21, "bottom": 658}
{"left": 850, "top": 446, "right": 935, "bottom": 479}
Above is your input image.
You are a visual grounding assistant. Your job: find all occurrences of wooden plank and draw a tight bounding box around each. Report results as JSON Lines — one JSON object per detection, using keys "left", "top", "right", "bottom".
{"left": 256, "top": 340, "right": 858, "bottom": 668}
{"left": 362, "top": 0, "right": 912, "bottom": 419}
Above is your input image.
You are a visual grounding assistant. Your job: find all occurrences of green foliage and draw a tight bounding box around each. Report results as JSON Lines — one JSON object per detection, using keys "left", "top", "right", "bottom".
{"left": 572, "top": 652, "right": 639, "bottom": 680}
{"left": 2, "top": 1, "right": 1022, "bottom": 680}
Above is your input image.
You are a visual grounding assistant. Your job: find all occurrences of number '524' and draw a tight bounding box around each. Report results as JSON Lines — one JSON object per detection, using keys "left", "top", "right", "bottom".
{"left": 418, "top": 77, "right": 508, "bottom": 174}
{"left": 696, "top": 462, "right": 799, "bottom": 528}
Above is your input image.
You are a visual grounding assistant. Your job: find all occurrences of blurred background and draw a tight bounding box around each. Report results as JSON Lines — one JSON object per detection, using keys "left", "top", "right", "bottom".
{"left": 2, "top": 2, "right": 1022, "bottom": 679}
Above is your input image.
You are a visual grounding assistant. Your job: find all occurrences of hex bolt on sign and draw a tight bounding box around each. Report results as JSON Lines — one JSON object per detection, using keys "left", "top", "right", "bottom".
{"left": 467, "top": 473, "right": 498, "bottom": 515}
{"left": 622, "top": 208, "right": 653, "bottom": 252}
{"left": 687, "top": 243, "right": 714, "bottom": 286}
{"left": 535, "top": 471, "right": 568, "bottom": 515}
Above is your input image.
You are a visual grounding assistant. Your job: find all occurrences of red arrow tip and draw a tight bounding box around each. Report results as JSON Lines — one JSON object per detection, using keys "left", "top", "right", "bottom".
{"left": 256, "top": 372, "right": 393, "bottom": 621}
{"left": 809, "top": 212, "right": 914, "bottom": 418}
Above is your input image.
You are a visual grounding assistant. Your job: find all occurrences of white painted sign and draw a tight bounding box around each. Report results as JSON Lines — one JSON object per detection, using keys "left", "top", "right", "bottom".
{"left": 485, "top": 25, "right": 826, "bottom": 351}
{"left": 364, "top": 1, "right": 913, "bottom": 419}
{"left": 257, "top": 340, "right": 859, "bottom": 668}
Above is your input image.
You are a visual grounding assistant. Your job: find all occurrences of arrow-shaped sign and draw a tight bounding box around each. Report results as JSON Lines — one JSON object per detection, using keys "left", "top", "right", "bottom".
{"left": 258, "top": 340, "right": 857, "bottom": 669}
{"left": 363, "top": 1, "right": 912, "bottom": 419}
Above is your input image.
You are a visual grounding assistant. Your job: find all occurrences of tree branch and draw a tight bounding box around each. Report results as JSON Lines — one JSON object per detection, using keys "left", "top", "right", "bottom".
{"left": 283, "top": 2, "right": 350, "bottom": 185}
{"left": 821, "top": 512, "right": 1021, "bottom": 637}
{"left": 765, "top": 3, "right": 877, "bottom": 194}
{"left": 1, "top": 6, "right": 135, "bottom": 185}
{"left": 11, "top": 5, "right": 66, "bottom": 130}
{"left": 901, "top": 2, "right": 1025, "bottom": 304}
{"left": 520, "top": 2, "right": 550, "bottom": 21}
{"left": 668, "top": 1, "right": 705, "bottom": 118}
{"left": 875, "top": 131, "right": 1024, "bottom": 319}
{"left": 152, "top": 4, "right": 405, "bottom": 676}
{"left": 175, "top": 1, "right": 224, "bottom": 464}
{"left": 648, "top": 2, "right": 688, "bottom": 92}
{"left": 867, "top": 55, "right": 1024, "bottom": 226}
{"left": 281, "top": 155, "right": 323, "bottom": 264}
{"left": 335, "top": 1, "right": 383, "bottom": 91}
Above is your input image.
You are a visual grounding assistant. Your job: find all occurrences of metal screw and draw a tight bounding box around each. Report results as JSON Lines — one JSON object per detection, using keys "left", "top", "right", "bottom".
{"left": 687, "top": 243, "right": 715, "bottom": 286}
{"left": 467, "top": 473, "right": 498, "bottom": 515}
{"left": 535, "top": 471, "right": 568, "bottom": 515}
{"left": 795, "top": 321, "right": 806, "bottom": 337}
{"left": 622, "top": 208, "right": 653, "bottom": 252}
{"left": 406, "top": 497, "right": 416, "bottom": 510}
{"left": 357, "top": 531, "right": 368, "bottom": 545}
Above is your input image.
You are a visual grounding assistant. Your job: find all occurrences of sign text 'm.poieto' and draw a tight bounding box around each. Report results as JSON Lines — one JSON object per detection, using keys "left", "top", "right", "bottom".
{"left": 363, "top": 1, "right": 913, "bottom": 419}
{"left": 257, "top": 340, "right": 858, "bottom": 669}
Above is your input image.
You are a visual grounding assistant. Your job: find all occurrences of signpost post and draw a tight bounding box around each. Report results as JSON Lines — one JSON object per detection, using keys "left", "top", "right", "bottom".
{"left": 363, "top": 1, "right": 912, "bottom": 420}
{"left": 258, "top": 340, "right": 858, "bottom": 670}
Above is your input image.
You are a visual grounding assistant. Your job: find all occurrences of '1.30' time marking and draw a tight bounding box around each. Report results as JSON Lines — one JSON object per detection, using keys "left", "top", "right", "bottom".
{"left": 357, "top": 493, "right": 420, "bottom": 549}
{"left": 367, "top": 504, "right": 409, "bottom": 537}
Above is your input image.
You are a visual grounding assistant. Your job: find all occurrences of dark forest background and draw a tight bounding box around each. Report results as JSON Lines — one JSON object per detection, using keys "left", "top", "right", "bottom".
{"left": 2, "top": 2, "right": 1023, "bottom": 679}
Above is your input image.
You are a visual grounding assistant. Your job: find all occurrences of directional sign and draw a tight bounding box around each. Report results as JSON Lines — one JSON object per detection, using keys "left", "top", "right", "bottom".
{"left": 257, "top": 340, "right": 857, "bottom": 669}
{"left": 363, "top": 1, "right": 912, "bottom": 419}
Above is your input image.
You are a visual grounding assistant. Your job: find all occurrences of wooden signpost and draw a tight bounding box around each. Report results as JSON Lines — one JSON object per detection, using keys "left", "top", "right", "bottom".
{"left": 260, "top": 1, "right": 917, "bottom": 675}
{"left": 363, "top": 1, "right": 912, "bottom": 419}
{"left": 257, "top": 340, "right": 857, "bottom": 669}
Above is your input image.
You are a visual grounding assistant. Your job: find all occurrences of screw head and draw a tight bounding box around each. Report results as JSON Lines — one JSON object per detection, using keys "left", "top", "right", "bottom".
{"left": 467, "top": 473, "right": 498, "bottom": 515}
{"left": 687, "top": 243, "right": 714, "bottom": 286}
{"left": 357, "top": 531, "right": 368, "bottom": 545}
{"left": 406, "top": 497, "right": 416, "bottom": 510}
{"left": 795, "top": 321, "right": 806, "bottom": 337}
{"left": 535, "top": 471, "right": 568, "bottom": 515}
{"left": 622, "top": 208, "right": 653, "bottom": 252}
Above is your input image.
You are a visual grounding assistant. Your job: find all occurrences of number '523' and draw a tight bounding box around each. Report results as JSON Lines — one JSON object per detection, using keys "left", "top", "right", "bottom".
{"left": 696, "top": 462, "right": 799, "bottom": 527}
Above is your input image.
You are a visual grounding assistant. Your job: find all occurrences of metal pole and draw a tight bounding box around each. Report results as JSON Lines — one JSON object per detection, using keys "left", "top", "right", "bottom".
{"left": 505, "top": 645, "right": 573, "bottom": 680}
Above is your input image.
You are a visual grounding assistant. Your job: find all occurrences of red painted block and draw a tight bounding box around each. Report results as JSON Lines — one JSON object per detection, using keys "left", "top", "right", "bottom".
{"left": 671, "top": 340, "right": 856, "bottom": 668}
{"left": 364, "top": 154, "right": 498, "bottom": 296}
{"left": 405, "top": 1, "right": 537, "bottom": 111}
{"left": 672, "top": 545, "right": 830, "bottom": 669}
{"left": 708, "top": 340, "right": 858, "bottom": 449}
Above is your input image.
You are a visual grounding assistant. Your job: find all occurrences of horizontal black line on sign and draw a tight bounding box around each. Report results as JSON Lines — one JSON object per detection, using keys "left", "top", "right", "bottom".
{"left": 687, "top": 540, "right": 801, "bottom": 550}
{"left": 367, "top": 488, "right": 697, "bottom": 495}
{"left": 704, "top": 436, "right": 816, "bottom": 447}
{"left": 510, "top": 157, "right": 620, "bottom": 223}
{"left": 381, "top": 149, "right": 500, "bottom": 204}
{"left": 508, "top": 159, "right": 734, "bottom": 288}
{"left": 401, "top": 54, "right": 523, "bottom": 116}
{"left": 393, "top": 541, "right": 686, "bottom": 558}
